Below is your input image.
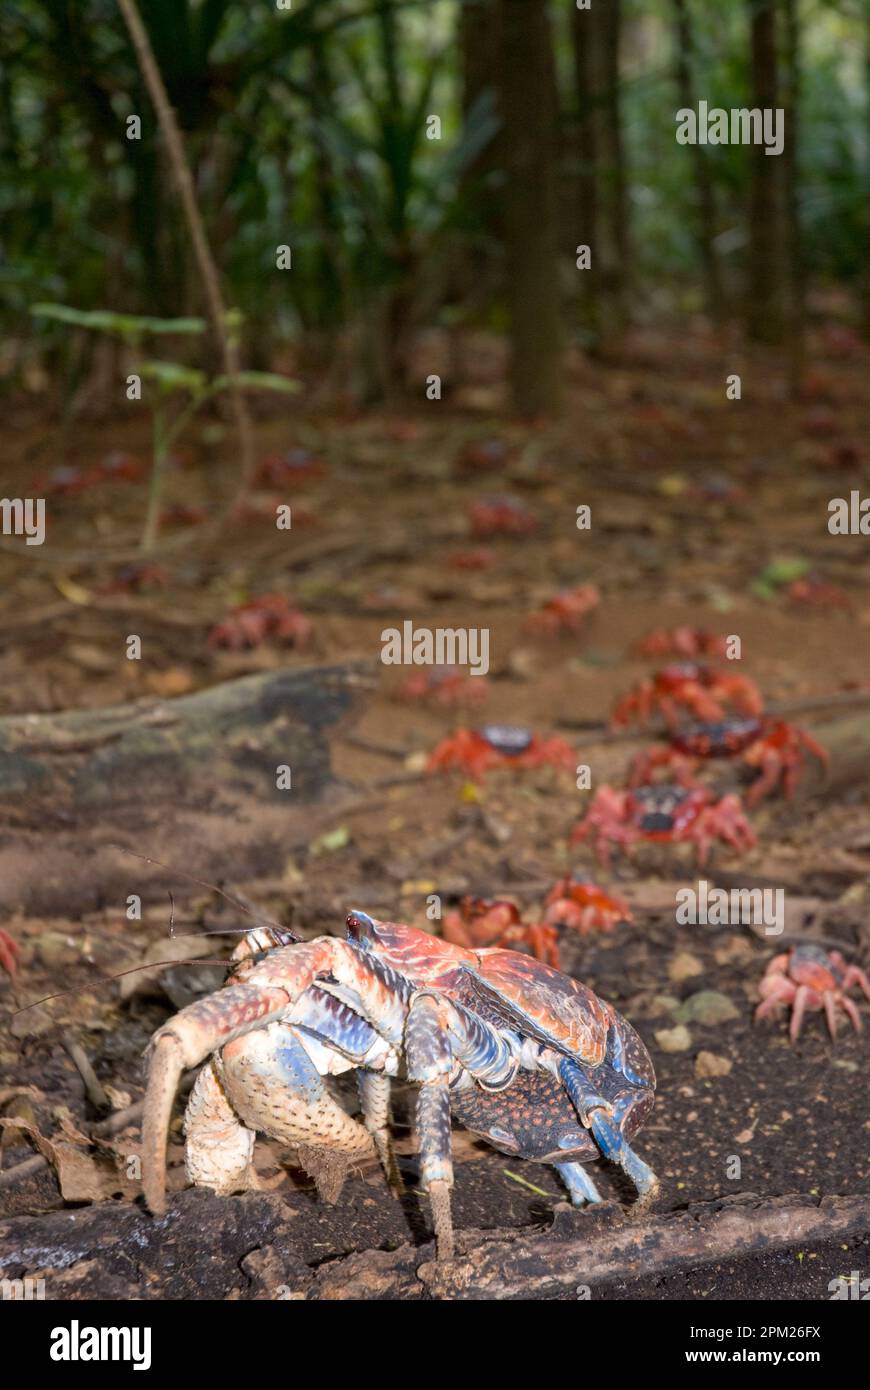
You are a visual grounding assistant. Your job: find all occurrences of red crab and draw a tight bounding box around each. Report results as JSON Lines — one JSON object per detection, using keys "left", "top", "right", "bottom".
{"left": 571, "top": 784, "right": 756, "bottom": 867}
{"left": 755, "top": 944, "right": 870, "bottom": 1043}
{"left": 634, "top": 627, "right": 729, "bottom": 660}
{"left": 526, "top": 584, "right": 600, "bottom": 637}
{"left": 99, "top": 451, "right": 144, "bottom": 483}
{"left": 427, "top": 725, "right": 576, "bottom": 779}
{"left": 208, "top": 594, "right": 313, "bottom": 650}
{"left": 442, "top": 898, "right": 561, "bottom": 966}
{"left": 629, "top": 718, "right": 828, "bottom": 807}
{"left": 785, "top": 576, "right": 850, "bottom": 611}
{"left": 456, "top": 437, "right": 515, "bottom": 474}
{"left": 257, "top": 448, "right": 325, "bottom": 487}
{"left": 468, "top": 495, "right": 538, "bottom": 538}
{"left": 394, "top": 666, "right": 489, "bottom": 708}
{"left": 447, "top": 548, "right": 495, "bottom": 572}
{"left": 0, "top": 929, "right": 19, "bottom": 978}
{"left": 543, "top": 878, "right": 633, "bottom": 937}
{"left": 611, "top": 664, "right": 763, "bottom": 730}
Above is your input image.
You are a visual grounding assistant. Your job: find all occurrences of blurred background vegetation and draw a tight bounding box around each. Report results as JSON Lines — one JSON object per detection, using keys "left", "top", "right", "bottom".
{"left": 1, "top": 0, "right": 869, "bottom": 415}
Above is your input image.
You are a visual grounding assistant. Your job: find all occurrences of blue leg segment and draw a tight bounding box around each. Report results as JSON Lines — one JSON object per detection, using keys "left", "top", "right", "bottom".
{"left": 588, "top": 1110, "right": 658, "bottom": 1205}
{"left": 558, "top": 1058, "right": 659, "bottom": 1208}
{"left": 555, "top": 1161, "right": 604, "bottom": 1206}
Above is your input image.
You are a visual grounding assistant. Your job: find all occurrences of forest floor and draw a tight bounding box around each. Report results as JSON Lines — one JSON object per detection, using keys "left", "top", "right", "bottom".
{"left": 1, "top": 317, "right": 869, "bottom": 1299}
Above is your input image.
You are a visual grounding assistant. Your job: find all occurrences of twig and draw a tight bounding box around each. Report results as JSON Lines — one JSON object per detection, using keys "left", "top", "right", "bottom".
{"left": 61, "top": 1032, "right": 111, "bottom": 1112}
{"left": 116, "top": 0, "right": 255, "bottom": 516}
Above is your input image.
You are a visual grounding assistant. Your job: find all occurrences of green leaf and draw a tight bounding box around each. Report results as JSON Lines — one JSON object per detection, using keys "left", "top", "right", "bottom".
{"left": 138, "top": 359, "right": 208, "bottom": 396}
{"left": 213, "top": 371, "right": 300, "bottom": 395}
{"left": 32, "top": 304, "right": 207, "bottom": 339}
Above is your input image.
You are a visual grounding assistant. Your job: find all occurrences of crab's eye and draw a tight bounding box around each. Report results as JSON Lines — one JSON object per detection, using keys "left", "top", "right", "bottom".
{"left": 346, "top": 910, "right": 376, "bottom": 942}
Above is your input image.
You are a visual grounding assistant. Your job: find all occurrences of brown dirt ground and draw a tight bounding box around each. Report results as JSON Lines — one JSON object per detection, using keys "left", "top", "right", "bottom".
{"left": 1, "top": 320, "right": 869, "bottom": 1299}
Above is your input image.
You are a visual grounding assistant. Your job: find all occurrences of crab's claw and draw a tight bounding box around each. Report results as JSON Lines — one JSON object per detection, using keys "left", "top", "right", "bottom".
{"left": 142, "top": 937, "right": 339, "bottom": 1215}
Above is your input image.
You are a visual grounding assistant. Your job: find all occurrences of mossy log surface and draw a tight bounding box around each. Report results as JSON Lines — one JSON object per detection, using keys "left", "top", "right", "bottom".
{"left": 0, "top": 663, "right": 374, "bottom": 915}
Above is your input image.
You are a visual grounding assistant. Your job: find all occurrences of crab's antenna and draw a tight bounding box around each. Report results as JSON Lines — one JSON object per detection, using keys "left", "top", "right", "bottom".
{"left": 109, "top": 845, "right": 301, "bottom": 943}
{"left": 8, "top": 956, "right": 232, "bottom": 1018}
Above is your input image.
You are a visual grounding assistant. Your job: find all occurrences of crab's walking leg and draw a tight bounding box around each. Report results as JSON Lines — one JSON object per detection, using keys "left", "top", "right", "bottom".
{"left": 405, "top": 990, "right": 518, "bottom": 1258}
{"left": 357, "top": 1072, "right": 402, "bottom": 1195}
{"left": 405, "top": 994, "right": 456, "bottom": 1258}
{"left": 559, "top": 1058, "right": 659, "bottom": 1210}
{"left": 554, "top": 1161, "right": 604, "bottom": 1207}
{"left": 219, "top": 1024, "right": 375, "bottom": 1203}
{"left": 184, "top": 1060, "right": 257, "bottom": 1195}
{"left": 143, "top": 937, "right": 406, "bottom": 1215}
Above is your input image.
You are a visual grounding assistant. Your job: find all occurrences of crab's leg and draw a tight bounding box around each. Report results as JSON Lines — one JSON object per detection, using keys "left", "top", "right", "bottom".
{"left": 558, "top": 1057, "right": 659, "bottom": 1209}
{"left": 143, "top": 937, "right": 407, "bottom": 1215}
{"left": 840, "top": 964, "right": 870, "bottom": 1003}
{"left": 218, "top": 1024, "right": 375, "bottom": 1203}
{"left": 405, "top": 994, "right": 456, "bottom": 1258}
{"left": 554, "top": 1160, "right": 604, "bottom": 1207}
{"left": 183, "top": 1059, "right": 257, "bottom": 1196}
{"left": 357, "top": 1072, "right": 402, "bottom": 1194}
{"left": 405, "top": 990, "right": 519, "bottom": 1258}
{"left": 789, "top": 984, "right": 815, "bottom": 1042}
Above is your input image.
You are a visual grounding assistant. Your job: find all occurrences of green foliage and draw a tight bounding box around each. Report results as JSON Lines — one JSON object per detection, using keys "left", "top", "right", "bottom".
{"left": 3, "top": 0, "right": 870, "bottom": 365}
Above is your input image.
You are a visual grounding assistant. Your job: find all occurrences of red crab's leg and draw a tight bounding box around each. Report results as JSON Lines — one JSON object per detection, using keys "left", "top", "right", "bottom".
{"left": 754, "top": 975, "right": 795, "bottom": 1024}
{"left": 833, "top": 993, "right": 862, "bottom": 1035}
{"left": 841, "top": 965, "right": 870, "bottom": 1002}
{"left": 745, "top": 747, "right": 783, "bottom": 806}
{"left": 789, "top": 984, "right": 817, "bottom": 1042}
{"left": 0, "top": 928, "right": 19, "bottom": 978}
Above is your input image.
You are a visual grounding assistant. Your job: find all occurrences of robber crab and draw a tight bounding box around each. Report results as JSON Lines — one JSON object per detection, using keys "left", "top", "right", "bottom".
{"left": 526, "top": 584, "right": 600, "bottom": 637}
{"left": 208, "top": 594, "right": 313, "bottom": 650}
{"left": 143, "top": 912, "right": 657, "bottom": 1257}
{"left": 427, "top": 725, "right": 576, "bottom": 779}
{"left": 395, "top": 666, "right": 489, "bottom": 708}
{"left": 629, "top": 718, "right": 828, "bottom": 808}
{"left": 611, "top": 664, "right": 763, "bottom": 730}
{"left": 755, "top": 943, "right": 870, "bottom": 1043}
{"left": 571, "top": 784, "right": 756, "bottom": 867}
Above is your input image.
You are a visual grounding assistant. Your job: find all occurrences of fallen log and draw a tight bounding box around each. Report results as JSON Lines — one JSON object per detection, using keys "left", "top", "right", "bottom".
{"left": 0, "top": 662, "right": 374, "bottom": 916}
{"left": 310, "top": 1191, "right": 870, "bottom": 1300}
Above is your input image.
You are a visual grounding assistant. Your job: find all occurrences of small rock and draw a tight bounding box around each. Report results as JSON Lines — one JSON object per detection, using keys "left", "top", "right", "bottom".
{"left": 695, "top": 1050, "right": 733, "bottom": 1079}
{"left": 676, "top": 990, "right": 739, "bottom": 1025}
{"left": 35, "top": 931, "right": 80, "bottom": 969}
{"left": 655, "top": 1024, "right": 693, "bottom": 1053}
{"left": 648, "top": 994, "right": 681, "bottom": 1018}
{"left": 668, "top": 951, "right": 704, "bottom": 983}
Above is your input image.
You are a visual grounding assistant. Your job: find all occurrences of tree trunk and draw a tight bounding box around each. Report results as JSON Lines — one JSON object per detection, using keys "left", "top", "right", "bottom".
{"left": 498, "top": 0, "right": 564, "bottom": 417}
{"left": 570, "top": 0, "right": 601, "bottom": 337}
{"left": 861, "top": 5, "right": 870, "bottom": 339}
{"left": 746, "top": 0, "right": 785, "bottom": 342}
{"left": 0, "top": 664, "right": 373, "bottom": 916}
{"left": 593, "top": 0, "right": 630, "bottom": 341}
{"left": 672, "top": 0, "right": 724, "bottom": 324}
{"left": 781, "top": 0, "right": 804, "bottom": 391}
